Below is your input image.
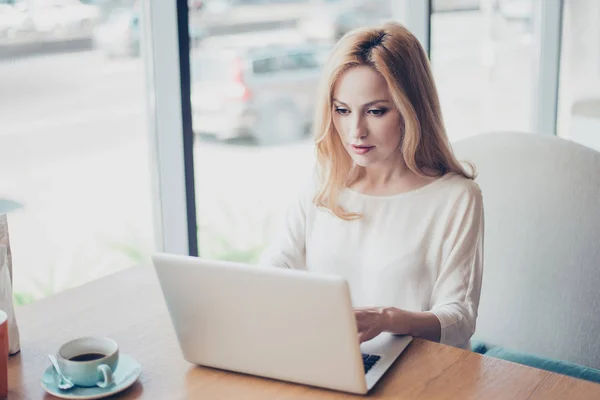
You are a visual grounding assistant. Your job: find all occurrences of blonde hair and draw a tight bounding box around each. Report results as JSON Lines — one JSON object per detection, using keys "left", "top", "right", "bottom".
{"left": 313, "top": 21, "right": 475, "bottom": 220}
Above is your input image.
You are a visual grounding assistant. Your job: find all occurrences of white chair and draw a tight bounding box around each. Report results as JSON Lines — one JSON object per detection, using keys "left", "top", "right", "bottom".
{"left": 453, "top": 132, "right": 600, "bottom": 370}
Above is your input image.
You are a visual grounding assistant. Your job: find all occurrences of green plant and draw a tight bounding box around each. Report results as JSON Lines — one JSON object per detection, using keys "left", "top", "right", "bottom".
{"left": 106, "top": 240, "right": 149, "bottom": 265}
{"left": 205, "top": 232, "right": 266, "bottom": 264}
{"left": 11, "top": 262, "right": 71, "bottom": 306}
{"left": 13, "top": 291, "right": 36, "bottom": 306}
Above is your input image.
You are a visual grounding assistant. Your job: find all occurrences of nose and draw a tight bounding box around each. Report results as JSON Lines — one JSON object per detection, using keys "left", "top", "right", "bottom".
{"left": 349, "top": 115, "right": 368, "bottom": 140}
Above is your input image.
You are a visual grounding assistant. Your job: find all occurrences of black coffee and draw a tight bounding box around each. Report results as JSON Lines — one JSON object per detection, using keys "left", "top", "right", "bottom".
{"left": 69, "top": 353, "right": 106, "bottom": 362}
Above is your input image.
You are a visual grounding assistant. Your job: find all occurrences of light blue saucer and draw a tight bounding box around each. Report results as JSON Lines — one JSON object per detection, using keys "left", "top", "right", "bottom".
{"left": 41, "top": 354, "right": 142, "bottom": 399}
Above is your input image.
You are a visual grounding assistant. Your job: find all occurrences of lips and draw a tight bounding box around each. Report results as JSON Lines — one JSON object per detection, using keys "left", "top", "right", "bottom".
{"left": 351, "top": 144, "right": 374, "bottom": 155}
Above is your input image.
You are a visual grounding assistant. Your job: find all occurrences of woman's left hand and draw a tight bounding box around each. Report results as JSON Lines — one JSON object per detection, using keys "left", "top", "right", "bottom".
{"left": 354, "top": 307, "right": 389, "bottom": 343}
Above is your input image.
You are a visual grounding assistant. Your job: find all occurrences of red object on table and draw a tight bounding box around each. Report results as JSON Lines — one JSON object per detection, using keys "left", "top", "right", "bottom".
{"left": 0, "top": 310, "right": 8, "bottom": 398}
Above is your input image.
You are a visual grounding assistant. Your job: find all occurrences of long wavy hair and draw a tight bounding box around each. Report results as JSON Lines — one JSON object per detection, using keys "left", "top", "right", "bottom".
{"left": 313, "top": 22, "right": 475, "bottom": 220}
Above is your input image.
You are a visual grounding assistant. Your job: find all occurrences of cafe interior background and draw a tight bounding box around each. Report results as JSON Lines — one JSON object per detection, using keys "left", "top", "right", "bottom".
{"left": 0, "top": 0, "right": 597, "bottom": 308}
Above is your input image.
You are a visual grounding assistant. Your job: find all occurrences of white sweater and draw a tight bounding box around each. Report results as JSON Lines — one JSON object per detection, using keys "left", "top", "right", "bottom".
{"left": 259, "top": 172, "right": 484, "bottom": 349}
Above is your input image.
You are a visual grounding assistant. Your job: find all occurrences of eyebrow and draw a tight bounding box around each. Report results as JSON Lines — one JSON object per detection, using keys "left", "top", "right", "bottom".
{"left": 332, "top": 98, "right": 391, "bottom": 108}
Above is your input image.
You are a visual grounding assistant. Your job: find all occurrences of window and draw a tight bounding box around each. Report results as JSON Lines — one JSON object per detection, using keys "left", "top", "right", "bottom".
{"left": 557, "top": 0, "right": 600, "bottom": 152}
{"left": 190, "top": 0, "right": 403, "bottom": 263}
{"left": 0, "top": 0, "right": 154, "bottom": 304}
{"left": 430, "top": 0, "right": 539, "bottom": 140}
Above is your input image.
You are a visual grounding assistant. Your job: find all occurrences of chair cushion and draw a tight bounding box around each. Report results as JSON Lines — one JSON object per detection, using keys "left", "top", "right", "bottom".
{"left": 470, "top": 340, "right": 488, "bottom": 355}
{"left": 471, "top": 343, "right": 600, "bottom": 384}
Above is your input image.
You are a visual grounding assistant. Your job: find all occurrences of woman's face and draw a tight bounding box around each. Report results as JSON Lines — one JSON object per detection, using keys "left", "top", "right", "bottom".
{"left": 332, "top": 65, "right": 403, "bottom": 169}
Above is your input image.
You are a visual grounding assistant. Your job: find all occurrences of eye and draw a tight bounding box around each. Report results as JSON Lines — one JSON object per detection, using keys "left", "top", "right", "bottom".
{"left": 368, "top": 108, "right": 387, "bottom": 116}
{"left": 334, "top": 107, "right": 350, "bottom": 115}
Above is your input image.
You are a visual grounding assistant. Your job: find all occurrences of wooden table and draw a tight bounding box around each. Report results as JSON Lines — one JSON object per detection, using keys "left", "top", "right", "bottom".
{"left": 8, "top": 266, "right": 600, "bottom": 399}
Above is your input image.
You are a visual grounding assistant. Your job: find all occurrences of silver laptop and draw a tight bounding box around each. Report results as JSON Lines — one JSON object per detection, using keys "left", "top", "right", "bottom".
{"left": 152, "top": 253, "right": 413, "bottom": 395}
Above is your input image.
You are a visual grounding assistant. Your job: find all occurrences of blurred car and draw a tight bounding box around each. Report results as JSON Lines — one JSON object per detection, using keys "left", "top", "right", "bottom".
{"left": 25, "top": 0, "right": 101, "bottom": 35}
{"left": 296, "top": 0, "right": 392, "bottom": 43}
{"left": 190, "top": 43, "right": 331, "bottom": 145}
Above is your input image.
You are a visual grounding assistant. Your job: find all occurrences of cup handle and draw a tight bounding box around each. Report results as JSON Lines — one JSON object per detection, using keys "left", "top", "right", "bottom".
{"left": 96, "top": 364, "right": 113, "bottom": 388}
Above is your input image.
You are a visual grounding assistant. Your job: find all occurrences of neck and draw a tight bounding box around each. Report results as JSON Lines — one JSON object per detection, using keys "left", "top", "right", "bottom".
{"left": 357, "top": 154, "right": 412, "bottom": 188}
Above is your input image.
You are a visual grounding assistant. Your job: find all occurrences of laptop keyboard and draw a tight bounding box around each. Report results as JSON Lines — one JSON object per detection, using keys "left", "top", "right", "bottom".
{"left": 362, "top": 353, "right": 381, "bottom": 373}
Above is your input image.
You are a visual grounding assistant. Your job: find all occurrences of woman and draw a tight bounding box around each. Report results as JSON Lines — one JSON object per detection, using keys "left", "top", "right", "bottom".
{"left": 259, "top": 22, "right": 484, "bottom": 350}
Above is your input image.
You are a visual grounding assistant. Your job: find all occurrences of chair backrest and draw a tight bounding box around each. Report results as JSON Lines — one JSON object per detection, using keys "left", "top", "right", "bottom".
{"left": 453, "top": 132, "right": 600, "bottom": 369}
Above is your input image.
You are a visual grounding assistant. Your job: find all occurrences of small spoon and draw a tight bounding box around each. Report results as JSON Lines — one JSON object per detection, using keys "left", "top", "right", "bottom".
{"left": 48, "top": 354, "right": 75, "bottom": 390}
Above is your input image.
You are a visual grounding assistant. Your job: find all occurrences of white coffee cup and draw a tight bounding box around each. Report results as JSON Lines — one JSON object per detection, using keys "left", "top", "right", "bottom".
{"left": 57, "top": 337, "right": 119, "bottom": 388}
